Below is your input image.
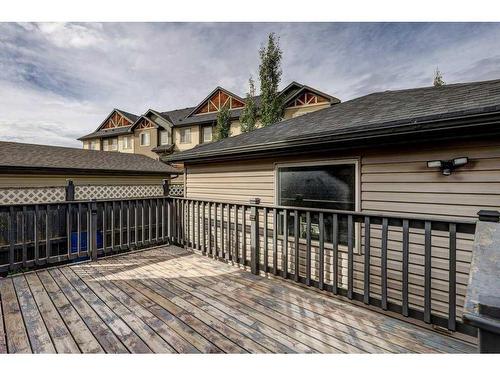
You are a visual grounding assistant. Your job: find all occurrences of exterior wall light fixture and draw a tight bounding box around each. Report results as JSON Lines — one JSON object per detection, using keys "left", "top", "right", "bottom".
{"left": 426, "top": 157, "right": 469, "bottom": 176}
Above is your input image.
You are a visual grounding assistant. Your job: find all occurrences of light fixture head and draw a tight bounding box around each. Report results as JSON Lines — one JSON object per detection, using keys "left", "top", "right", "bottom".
{"left": 426, "top": 157, "right": 469, "bottom": 176}
{"left": 427, "top": 160, "right": 442, "bottom": 168}
{"left": 452, "top": 157, "right": 468, "bottom": 167}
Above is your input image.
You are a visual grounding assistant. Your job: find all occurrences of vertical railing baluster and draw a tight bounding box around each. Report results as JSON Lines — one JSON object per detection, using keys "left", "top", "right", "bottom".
{"left": 8, "top": 206, "right": 15, "bottom": 269}
{"left": 220, "top": 203, "right": 225, "bottom": 259}
{"left": 347, "top": 214, "right": 354, "bottom": 300}
{"left": 86, "top": 203, "right": 91, "bottom": 256}
{"left": 381, "top": 217, "right": 388, "bottom": 310}
{"left": 424, "top": 220, "right": 432, "bottom": 324}
{"left": 202, "top": 202, "right": 206, "bottom": 255}
{"left": 294, "top": 210, "right": 300, "bottom": 282}
{"left": 208, "top": 202, "right": 212, "bottom": 256}
{"left": 363, "top": 216, "right": 371, "bottom": 304}
{"left": 226, "top": 204, "right": 231, "bottom": 261}
{"left": 135, "top": 200, "right": 139, "bottom": 246}
{"left": 186, "top": 200, "right": 190, "bottom": 247}
{"left": 332, "top": 214, "right": 338, "bottom": 295}
{"left": 22, "top": 206, "right": 27, "bottom": 267}
{"left": 319, "top": 212, "right": 325, "bottom": 290}
{"left": 263, "top": 207, "right": 268, "bottom": 273}
{"left": 34, "top": 205, "right": 40, "bottom": 265}
{"left": 66, "top": 203, "right": 72, "bottom": 259}
{"left": 102, "top": 202, "right": 107, "bottom": 253}
{"left": 283, "top": 209, "right": 288, "bottom": 278}
{"left": 402, "top": 219, "right": 410, "bottom": 317}
{"left": 142, "top": 200, "right": 146, "bottom": 245}
{"left": 156, "top": 198, "right": 160, "bottom": 242}
{"left": 127, "top": 201, "right": 131, "bottom": 247}
{"left": 119, "top": 201, "right": 124, "bottom": 249}
{"left": 192, "top": 201, "right": 196, "bottom": 248}
{"left": 77, "top": 203, "right": 81, "bottom": 257}
{"left": 234, "top": 205, "right": 239, "bottom": 263}
{"left": 148, "top": 199, "right": 153, "bottom": 244}
{"left": 273, "top": 208, "right": 278, "bottom": 275}
{"left": 306, "top": 211, "right": 312, "bottom": 286}
{"left": 242, "top": 206, "right": 247, "bottom": 266}
{"left": 197, "top": 201, "right": 202, "bottom": 251}
{"left": 214, "top": 203, "right": 218, "bottom": 257}
{"left": 448, "top": 223, "right": 457, "bottom": 331}
{"left": 111, "top": 201, "right": 116, "bottom": 250}
{"left": 46, "top": 204, "right": 52, "bottom": 260}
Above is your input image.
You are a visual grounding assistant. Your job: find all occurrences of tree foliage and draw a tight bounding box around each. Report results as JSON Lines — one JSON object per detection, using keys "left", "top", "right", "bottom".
{"left": 433, "top": 68, "right": 445, "bottom": 87}
{"left": 259, "top": 32, "right": 283, "bottom": 127}
{"left": 214, "top": 103, "right": 231, "bottom": 140}
{"left": 240, "top": 76, "right": 258, "bottom": 133}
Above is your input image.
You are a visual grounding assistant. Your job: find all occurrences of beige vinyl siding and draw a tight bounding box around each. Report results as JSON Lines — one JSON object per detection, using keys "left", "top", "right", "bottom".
{"left": 133, "top": 129, "right": 158, "bottom": 159}
{"left": 185, "top": 138, "right": 500, "bottom": 325}
{"left": 283, "top": 102, "right": 331, "bottom": 119}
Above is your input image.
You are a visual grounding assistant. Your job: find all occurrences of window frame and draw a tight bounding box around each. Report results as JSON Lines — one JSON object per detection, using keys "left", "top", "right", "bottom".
{"left": 202, "top": 126, "right": 213, "bottom": 143}
{"left": 160, "top": 130, "right": 170, "bottom": 145}
{"left": 123, "top": 136, "right": 132, "bottom": 149}
{"left": 274, "top": 158, "right": 361, "bottom": 253}
{"left": 140, "top": 131, "right": 150, "bottom": 147}
{"left": 180, "top": 128, "right": 192, "bottom": 144}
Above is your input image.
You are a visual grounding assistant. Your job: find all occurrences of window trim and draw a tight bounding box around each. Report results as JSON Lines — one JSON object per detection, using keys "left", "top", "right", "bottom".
{"left": 160, "top": 130, "right": 170, "bottom": 145}
{"left": 180, "top": 128, "right": 192, "bottom": 144}
{"left": 202, "top": 126, "right": 213, "bottom": 143}
{"left": 123, "top": 136, "right": 132, "bottom": 149}
{"left": 273, "top": 157, "right": 361, "bottom": 253}
{"left": 140, "top": 131, "right": 151, "bottom": 147}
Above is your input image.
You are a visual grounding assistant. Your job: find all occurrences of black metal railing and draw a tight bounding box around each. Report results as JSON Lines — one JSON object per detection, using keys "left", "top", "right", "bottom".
{"left": 0, "top": 197, "right": 171, "bottom": 273}
{"left": 0, "top": 193, "right": 480, "bottom": 336}
{"left": 168, "top": 197, "right": 477, "bottom": 335}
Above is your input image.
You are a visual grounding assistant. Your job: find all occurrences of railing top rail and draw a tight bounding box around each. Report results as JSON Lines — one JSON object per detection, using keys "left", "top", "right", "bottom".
{"left": 168, "top": 195, "right": 477, "bottom": 230}
{"left": 0, "top": 195, "right": 170, "bottom": 209}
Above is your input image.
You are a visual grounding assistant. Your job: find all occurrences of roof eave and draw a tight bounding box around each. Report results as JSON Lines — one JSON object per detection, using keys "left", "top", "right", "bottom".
{"left": 0, "top": 165, "right": 180, "bottom": 176}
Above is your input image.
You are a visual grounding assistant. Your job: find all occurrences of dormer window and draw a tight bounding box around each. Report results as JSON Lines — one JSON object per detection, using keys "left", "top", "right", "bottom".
{"left": 140, "top": 132, "right": 150, "bottom": 146}
{"left": 160, "top": 130, "right": 170, "bottom": 145}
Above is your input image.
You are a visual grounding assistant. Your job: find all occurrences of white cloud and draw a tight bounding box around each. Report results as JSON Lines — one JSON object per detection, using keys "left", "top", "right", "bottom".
{"left": 1, "top": 22, "right": 500, "bottom": 148}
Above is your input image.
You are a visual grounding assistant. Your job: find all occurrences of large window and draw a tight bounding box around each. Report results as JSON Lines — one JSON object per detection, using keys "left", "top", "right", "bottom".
{"left": 122, "top": 136, "right": 132, "bottom": 149}
{"left": 180, "top": 128, "right": 191, "bottom": 144}
{"left": 202, "top": 126, "right": 212, "bottom": 143}
{"left": 160, "top": 130, "right": 170, "bottom": 145}
{"left": 277, "top": 161, "right": 357, "bottom": 245}
{"left": 103, "top": 138, "right": 117, "bottom": 151}
{"left": 140, "top": 132, "right": 150, "bottom": 146}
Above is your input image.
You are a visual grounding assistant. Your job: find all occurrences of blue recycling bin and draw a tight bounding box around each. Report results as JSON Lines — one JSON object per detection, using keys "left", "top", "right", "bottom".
{"left": 70, "top": 231, "right": 103, "bottom": 254}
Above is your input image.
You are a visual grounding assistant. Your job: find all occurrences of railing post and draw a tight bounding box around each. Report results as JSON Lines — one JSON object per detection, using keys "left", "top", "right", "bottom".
{"left": 463, "top": 210, "right": 500, "bottom": 353}
{"left": 89, "top": 200, "right": 98, "bottom": 261}
{"left": 250, "top": 198, "right": 260, "bottom": 275}
{"left": 65, "top": 179, "right": 75, "bottom": 201}
{"left": 162, "top": 179, "right": 169, "bottom": 196}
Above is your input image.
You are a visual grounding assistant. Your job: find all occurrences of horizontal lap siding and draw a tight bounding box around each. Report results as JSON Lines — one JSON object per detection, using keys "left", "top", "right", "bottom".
{"left": 185, "top": 139, "right": 500, "bottom": 325}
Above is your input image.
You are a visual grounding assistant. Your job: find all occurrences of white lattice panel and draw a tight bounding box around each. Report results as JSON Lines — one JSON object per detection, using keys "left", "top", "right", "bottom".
{"left": 169, "top": 184, "right": 184, "bottom": 197}
{"left": 0, "top": 187, "right": 65, "bottom": 205}
{"left": 75, "top": 184, "right": 163, "bottom": 200}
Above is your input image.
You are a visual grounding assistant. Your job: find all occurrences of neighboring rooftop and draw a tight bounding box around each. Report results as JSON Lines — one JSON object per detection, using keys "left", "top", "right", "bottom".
{"left": 0, "top": 141, "right": 180, "bottom": 175}
{"left": 78, "top": 81, "right": 339, "bottom": 140}
{"left": 166, "top": 78, "right": 500, "bottom": 162}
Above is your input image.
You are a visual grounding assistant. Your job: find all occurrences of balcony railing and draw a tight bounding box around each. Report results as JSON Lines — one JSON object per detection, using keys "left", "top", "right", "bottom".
{"left": 0, "top": 194, "right": 482, "bottom": 338}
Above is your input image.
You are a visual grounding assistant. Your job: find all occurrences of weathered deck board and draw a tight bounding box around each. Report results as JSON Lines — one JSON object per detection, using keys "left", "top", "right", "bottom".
{"left": 0, "top": 246, "right": 477, "bottom": 353}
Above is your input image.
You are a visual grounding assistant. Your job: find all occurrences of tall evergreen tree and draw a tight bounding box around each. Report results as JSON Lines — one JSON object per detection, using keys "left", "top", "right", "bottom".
{"left": 433, "top": 67, "right": 445, "bottom": 87}
{"left": 259, "top": 32, "right": 283, "bottom": 127}
{"left": 214, "top": 103, "right": 231, "bottom": 140}
{"left": 240, "top": 76, "right": 258, "bottom": 133}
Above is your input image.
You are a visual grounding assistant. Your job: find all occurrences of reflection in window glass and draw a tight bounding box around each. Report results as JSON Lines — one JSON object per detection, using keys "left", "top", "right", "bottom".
{"left": 278, "top": 163, "right": 356, "bottom": 245}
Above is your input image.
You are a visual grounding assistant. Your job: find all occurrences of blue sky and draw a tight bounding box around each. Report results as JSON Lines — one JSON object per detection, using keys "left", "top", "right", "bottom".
{"left": 1, "top": 22, "right": 500, "bottom": 147}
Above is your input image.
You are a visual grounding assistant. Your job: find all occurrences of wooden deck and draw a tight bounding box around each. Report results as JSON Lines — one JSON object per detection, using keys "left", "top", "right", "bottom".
{"left": 0, "top": 246, "right": 476, "bottom": 353}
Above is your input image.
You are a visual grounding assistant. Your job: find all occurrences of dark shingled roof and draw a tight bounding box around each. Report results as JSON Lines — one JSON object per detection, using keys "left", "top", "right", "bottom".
{"left": 0, "top": 141, "right": 180, "bottom": 175}
{"left": 166, "top": 78, "right": 500, "bottom": 162}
